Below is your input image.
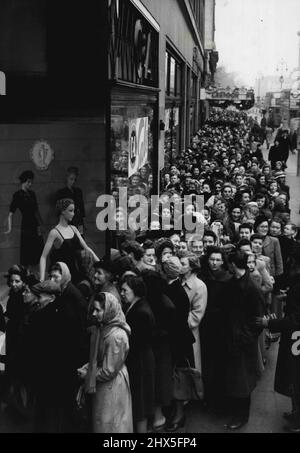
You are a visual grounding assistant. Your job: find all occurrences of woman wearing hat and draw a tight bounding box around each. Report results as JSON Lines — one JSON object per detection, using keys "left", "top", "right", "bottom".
{"left": 78, "top": 292, "right": 133, "bottom": 433}
{"left": 92, "top": 257, "right": 121, "bottom": 304}
{"left": 5, "top": 170, "right": 44, "bottom": 271}
{"left": 39, "top": 198, "right": 99, "bottom": 284}
{"left": 161, "top": 256, "right": 195, "bottom": 432}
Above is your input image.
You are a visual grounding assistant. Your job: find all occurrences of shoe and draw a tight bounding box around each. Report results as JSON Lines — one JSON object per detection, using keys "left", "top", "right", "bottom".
{"left": 225, "top": 418, "right": 248, "bottom": 430}
{"left": 152, "top": 417, "right": 166, "bottom": 432}
{"left": 166, "top": 416, "right": 186, "bottom": 432}
{"left": 284, "top": 424, "right": 300, "bottom": 433}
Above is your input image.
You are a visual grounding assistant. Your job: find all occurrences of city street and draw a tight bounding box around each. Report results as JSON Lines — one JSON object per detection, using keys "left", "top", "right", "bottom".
{"left": 1, "top": 0, "right": 300, "bottom": 437}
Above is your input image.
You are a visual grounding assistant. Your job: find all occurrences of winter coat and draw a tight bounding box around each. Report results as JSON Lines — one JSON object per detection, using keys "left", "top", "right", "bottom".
{"left": 182, "top": 274, "right": 207, "bottom": 372}
{"left": 262, "top": 235, "right": 283, "bottom": 277}
{"left": 269, "top": 278, "right": 300, "bottom": 397}
{"left": 141, "top": 270, "right": 175, "bottom": 407}
{"left": 163, "top": 279, "right": 195, "bottom": 367}
{"left": 91, "top": 327, "right": 133, "bottom": 433}
{"left": 199, "top": 268, "right": 232, "bottom": 403}
{"left": 126, "top": 298, "right": 155, "bottom": 422}
{"left": 225, "top": 271, "right": 264, "bottom": 398}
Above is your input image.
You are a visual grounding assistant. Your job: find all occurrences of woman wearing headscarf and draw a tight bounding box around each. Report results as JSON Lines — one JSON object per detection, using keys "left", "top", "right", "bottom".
{"left": 180, "top": 253, "right": 207, "bottom": 373}
{"left": 78, "top": 292, "right": 132, "bottom": 433}
{"left": 49, "top": 262, "right": 88, "bottom": 363}
{"left": 161, "top": 256, "right": 195, "bottom": 432}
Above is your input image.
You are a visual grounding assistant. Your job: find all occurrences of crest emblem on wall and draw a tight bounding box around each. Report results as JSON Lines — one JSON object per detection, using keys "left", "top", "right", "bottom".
{"left": 30, "top": 140, "right": 54, "bottom": 170}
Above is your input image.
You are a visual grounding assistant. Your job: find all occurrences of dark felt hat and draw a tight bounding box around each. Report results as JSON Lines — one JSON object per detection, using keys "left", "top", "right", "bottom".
{"left": 31, "top": 280, "right": 61, "bottom": 296}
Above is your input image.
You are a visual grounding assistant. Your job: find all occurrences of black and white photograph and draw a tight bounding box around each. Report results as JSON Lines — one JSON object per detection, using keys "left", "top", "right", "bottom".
{"left": 0, "top": 0, "right": 300, "bottom": 437}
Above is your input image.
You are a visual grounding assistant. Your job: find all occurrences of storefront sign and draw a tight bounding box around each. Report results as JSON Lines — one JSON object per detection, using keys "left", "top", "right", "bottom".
{"left": 128, "top": 117, "right": 148, "bottom": 177}
{"left": 30, "top": 140, "right": 54, "bottom": 170}
{"left": 109, "top": 0, "right": 159, "bottom": 87}
{"left": 0, "top": 71, "right": 6, "bottom": 95}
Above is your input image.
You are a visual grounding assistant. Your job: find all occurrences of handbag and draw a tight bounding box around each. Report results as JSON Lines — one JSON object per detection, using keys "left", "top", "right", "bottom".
{"left": 74, "top": 384, "right": 88, "bottom": 426}
{"left": 173, "top": 360, "right": 204, "bottom": 401}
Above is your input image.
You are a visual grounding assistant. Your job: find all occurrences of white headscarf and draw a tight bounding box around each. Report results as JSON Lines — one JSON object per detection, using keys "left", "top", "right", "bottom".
{"left": 56, "top": 262, "right": 72, "bottom": 292}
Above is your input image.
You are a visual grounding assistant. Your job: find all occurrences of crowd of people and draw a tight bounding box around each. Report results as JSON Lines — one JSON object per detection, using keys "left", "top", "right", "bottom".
{"left": 1, "top": 107, "right": 300, "bottom": 433}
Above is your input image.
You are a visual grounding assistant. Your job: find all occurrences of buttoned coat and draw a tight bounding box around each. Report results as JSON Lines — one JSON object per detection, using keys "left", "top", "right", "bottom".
{"left": 182, "top": 274, "right": 207, "bottom": 372}
{"left": 262, "top": 235, "right": 283, "bottom": 277}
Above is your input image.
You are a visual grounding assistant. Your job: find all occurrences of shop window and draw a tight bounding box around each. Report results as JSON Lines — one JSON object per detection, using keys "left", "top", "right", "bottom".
{"left": 165, "top": 51, "right": 182, "bottom": 97}
{"left": 164, "top": 49, "right": 183, "bottom": 175}
{"left": 111, "top": 91, "right": 156, "bottom": 203}
{"left": 164, "top": 106, "right": 180, "bottom": 168}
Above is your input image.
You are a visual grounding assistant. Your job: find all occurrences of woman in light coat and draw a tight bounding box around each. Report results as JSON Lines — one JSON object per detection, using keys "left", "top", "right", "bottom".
{"left": 180, "top": 253, "right": 207, "bottom": 373}
{"left": 78, "top": 292, "right": 133, "bottom": 433}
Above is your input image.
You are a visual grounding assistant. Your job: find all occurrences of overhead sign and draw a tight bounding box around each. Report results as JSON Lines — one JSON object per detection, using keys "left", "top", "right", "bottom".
{"left": 128, "top": 117, "right": 148, "bottom": 177}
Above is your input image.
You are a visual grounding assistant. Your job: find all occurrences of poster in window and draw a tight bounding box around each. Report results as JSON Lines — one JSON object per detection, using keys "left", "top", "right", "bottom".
{"left": 128, "top": 117, "right": 149, "bottom": 177}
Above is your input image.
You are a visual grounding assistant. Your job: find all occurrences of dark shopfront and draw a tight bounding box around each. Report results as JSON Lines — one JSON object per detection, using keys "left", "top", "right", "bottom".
{"left": 0, "top": 0, "right": 108, "bottom": 273}
{"left": 108, "top": 0, "right": 160, "bottom": 245}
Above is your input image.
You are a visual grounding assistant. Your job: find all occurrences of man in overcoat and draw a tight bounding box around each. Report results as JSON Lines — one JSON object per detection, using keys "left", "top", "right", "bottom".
{"left": 256, "top": 245, "right": 300, "bottom": 433}
{"left": 225, "top": 251, "right": 264, "bottom": 430}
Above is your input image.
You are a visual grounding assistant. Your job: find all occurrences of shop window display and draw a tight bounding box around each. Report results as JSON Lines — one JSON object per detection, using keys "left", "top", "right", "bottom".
{"left": 111, "top": 103, "right": 155, "bottom": 202}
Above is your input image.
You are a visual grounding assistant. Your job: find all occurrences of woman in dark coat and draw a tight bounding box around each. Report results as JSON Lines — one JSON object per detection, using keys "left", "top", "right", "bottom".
{"left": 141, "top": 269, "right": 175, "bottom": 431}
{"left": 121, "top": 274, "right": 155, "bottom": 433}
{"left": 3, "top": 265, "right": 37, "bottom": 416}
{"left": 49, "top": 262, "right": 89, "bottom": 366}
{"left": 6, "top": 170, "right": 44, "bottom": 270}
{"left": 256, "top": 247, "right": 300, "bottom": 432}
{"left": 199, "top": 246, "right": 232, "bottom": 412}
{"left": 225, "top": 251, "right": 264, "bottom": 430}
{"left": 25, "top": 274, "right": 86, "bottom": 433}
{"left": 161, "top": 256, "right": 195, "bottom": 432}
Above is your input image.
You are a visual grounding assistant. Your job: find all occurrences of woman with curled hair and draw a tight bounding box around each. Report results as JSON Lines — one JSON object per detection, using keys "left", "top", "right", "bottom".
{"left": 39, "top": 198, "right": 99, "bottom": 284}
{"left": 55, "top": 166, "right": 85, "bottom": 235}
